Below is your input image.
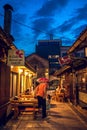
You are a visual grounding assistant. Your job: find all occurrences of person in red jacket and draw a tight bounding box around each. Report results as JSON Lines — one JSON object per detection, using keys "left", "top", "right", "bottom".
{"left": 35, "top": 82, "right": 48, "bottom": 119}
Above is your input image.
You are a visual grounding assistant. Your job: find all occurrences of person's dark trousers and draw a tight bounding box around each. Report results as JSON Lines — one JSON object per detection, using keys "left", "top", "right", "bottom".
{"left": 37, "top": 96, "right": 47, "bottom": 118}
{"left": 37, "top": 96, "right": 43, "bottom": 108}
{"left": 42, "top": 98, "right": 47, "bottom": 118}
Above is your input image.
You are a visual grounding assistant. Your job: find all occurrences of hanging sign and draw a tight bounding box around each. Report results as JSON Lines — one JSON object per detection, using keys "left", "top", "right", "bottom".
{"left": 58, "top": 55, "right": 72, "bottom": 66}
{"left": 7, "top": 49, "right": 25, "bottom": 66}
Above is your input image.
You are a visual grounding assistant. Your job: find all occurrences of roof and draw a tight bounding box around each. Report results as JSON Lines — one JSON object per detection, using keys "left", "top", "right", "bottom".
{"left": 25, "top": 61, "right": 36, "bottom": 73}
{"left": 67, "top": 27, "right": 87, "bottom": 54}
{"left": 26, "top": 53, "right": 49, "bottom": 68}
{"left": 0, "top": 27, "right": 16, "bottom": 49}
{"left": 54, "top": 65, "right": 71, "bottom": 76}
{"left": 70, "top": 57, "right": 87, "bottom": 69}
{"left": 54, "top": 57, "right": 87, "bottom": 76}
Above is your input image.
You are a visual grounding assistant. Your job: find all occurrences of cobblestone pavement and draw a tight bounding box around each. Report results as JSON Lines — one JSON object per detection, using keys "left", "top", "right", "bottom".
{"left": 1, "top": 100, "right": 87, "bottom": 130}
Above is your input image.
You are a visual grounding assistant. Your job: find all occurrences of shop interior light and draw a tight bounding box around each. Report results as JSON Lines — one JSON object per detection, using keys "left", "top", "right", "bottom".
{"left": 11, "top": 66, "right": 13, "bottom": 68}
{"left": 25, "top": 71, "right": 29, "bottom": 75}
{"left": 82, "top": 77, "right": 85, "bottom": 83}
{"left": 85, "top": 47, "right": 87, "bottom": 57}
{"left": 29, "top": 73, "right": 33, "bottom": 77}
{"left": 19, "top": 69, "right": 23, "bottom": 73}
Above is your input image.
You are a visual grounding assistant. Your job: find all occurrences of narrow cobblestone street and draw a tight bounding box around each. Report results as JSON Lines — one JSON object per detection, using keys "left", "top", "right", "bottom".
{"left": 1, "top": 100, "right": 87, "bottom": 130}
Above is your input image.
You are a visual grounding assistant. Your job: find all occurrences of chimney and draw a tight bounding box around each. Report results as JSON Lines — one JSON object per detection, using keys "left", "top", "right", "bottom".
{"left": 3, "top": 4, "right": 13, "bottom": 35}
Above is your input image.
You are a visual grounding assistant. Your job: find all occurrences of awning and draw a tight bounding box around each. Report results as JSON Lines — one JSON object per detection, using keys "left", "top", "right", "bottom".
{"left": 54, "top": 65, "right": 71, "bottom": 76}
{"left": 54, "top": 57, "right": 87, "bottom": 76}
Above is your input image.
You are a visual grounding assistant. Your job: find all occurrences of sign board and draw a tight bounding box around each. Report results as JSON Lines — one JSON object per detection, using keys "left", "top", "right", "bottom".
{"left": 58, "top": 55, "right": 71, "bottom": 66}
{"left": 7, "top": 50, "right": 25, "bottom": 66}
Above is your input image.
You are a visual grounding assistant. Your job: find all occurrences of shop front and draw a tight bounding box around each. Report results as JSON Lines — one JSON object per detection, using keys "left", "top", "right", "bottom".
{"left": 0, "top": 27, "right": 36, "bottom": 125}
{"left": 67, "top": 27, "right": 87, "bottom": 108}
{"left": 75, "top": 67, "right": 87, "bottom": 108}
{"left": 10, "top": 65, "right": 36, "bottom": 97}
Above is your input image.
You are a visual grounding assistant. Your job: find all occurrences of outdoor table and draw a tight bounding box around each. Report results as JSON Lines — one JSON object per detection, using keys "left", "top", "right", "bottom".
{"left": 20, "top": 94, "right": 34, "bottom": 98}
{"left": 10, "top": 98, "right": 38, "bottom": 119}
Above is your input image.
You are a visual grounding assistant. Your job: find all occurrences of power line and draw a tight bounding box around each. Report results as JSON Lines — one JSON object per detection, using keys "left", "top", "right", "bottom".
{"left": 0, "top": 13, "right": 50, "bottom": 36}
{"left": 13, "top": 19, "right": 50, "bottom": 35}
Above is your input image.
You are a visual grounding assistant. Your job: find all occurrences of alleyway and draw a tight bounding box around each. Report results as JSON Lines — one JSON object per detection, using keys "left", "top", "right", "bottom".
{"left": 1, "top": 100, "right": 87, "bottom": 130}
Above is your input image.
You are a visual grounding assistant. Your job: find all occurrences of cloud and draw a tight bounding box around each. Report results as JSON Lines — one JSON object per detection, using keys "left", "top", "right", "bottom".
{"left": 32, "top": 17, "right": 54, "bottom": 39}
{"left": 11, "top": 12, "right": 28, "bottom": 42}
{"left": 57, "top": 21, "right": 74, "bottom": 33}
{"left": 31, "top": 0, "right": 69, "bottom": 40}
{"left": 49, "top": 3, "right": 87, "bottom": 46}
{"left": 74, "top": 3, "right": 87, "bottom": 21}
{"left": 0, "top": 0, "right": 87, "bottom": 56}
{"left": 54, "top": 3, "right": 87, "bottom": 34}
{"left": 36, "top": 0, "right": 69, "bottom": 17}
{"left": 72, "top": 24, "right": 87, "bottom": 39}
{"left": 61, "top": 37, "right": 74, "bottom": 46}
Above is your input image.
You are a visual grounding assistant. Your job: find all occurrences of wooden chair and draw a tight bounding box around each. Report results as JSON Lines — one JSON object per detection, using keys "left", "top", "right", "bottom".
{"left": 56, "top": 93, "right": 64, "bottom": 102}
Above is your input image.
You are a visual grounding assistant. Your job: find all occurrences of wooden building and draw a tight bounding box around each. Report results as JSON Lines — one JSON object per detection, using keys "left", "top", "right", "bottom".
{"left": 54, "top": 28, "right": 87, "bottom": 107}
{"left": 0, "top": 4, "right": 37, "bottom": 125}
{"left": 26, "top": 53, "right": 49, "bottom": 88}
{"left": 67, "top": 28, "right": 87, "bottom": 108}
{"left": 0, "top": 27, "right": 36, "bottom": 125}
{"left": 0, "top": 26, "right": 16, "bottom": 125}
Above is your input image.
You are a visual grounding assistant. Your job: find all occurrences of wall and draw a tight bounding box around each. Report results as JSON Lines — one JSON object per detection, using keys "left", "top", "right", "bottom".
{"left": 0, "top": 62, "right": 10, "bottom": 125}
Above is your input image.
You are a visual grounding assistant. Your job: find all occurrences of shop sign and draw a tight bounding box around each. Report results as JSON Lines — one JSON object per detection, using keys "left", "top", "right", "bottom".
{"left": 58, "top": 55, "right": 71, "bottom": 66}
{"left": 7, "top": 49, "right": 25, "bottom": 66}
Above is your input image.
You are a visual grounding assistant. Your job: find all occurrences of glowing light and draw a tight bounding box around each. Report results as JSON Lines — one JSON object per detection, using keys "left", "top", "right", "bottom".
{"left": 25, "top": 71, "right": 29, "bottom": 75}
{"left": 19, "top": 69, "right": 23, "bottom": 73}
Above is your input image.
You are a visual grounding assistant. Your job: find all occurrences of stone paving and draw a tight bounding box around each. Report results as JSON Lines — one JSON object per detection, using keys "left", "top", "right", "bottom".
{"left": 1, "top": 100, "right": 87, "bottom": 130}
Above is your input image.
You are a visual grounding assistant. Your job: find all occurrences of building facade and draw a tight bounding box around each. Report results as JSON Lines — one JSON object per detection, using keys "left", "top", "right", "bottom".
{"left": 54, "top": 27, "right": 87, "bottom": 108}
{"left": 36, "top": 39, "right": 71, "bottom": 75}
{"left": 0, "top": 4, "right": 36, "bottom": 125}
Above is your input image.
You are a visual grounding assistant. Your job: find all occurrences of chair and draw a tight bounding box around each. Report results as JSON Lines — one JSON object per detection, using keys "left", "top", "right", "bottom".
{"left": 56, "top": 93, "right": 64, "bottom": 102}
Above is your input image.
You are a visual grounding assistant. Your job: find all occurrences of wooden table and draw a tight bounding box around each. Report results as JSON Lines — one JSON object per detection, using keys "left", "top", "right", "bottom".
{"left": 20, "top": 94, "right": 34, "bottom": 98}
{"left": 10, "top": 98, "right": 38, "bottom": 119}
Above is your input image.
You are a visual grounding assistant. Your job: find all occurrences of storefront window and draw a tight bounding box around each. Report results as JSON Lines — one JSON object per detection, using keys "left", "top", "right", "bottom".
{"left": 77, "top": 70, "right": 87, "bottom": 92}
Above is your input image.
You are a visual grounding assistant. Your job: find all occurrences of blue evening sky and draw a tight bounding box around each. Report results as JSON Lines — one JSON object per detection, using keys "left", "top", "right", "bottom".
{"left": 0, "top": 0, "right": 87, "bottom": 56}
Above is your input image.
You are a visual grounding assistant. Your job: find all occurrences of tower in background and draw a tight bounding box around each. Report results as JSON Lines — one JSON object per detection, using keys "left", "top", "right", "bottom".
{"left": 36, "top": 39, "right": 62, "bottom": 74}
